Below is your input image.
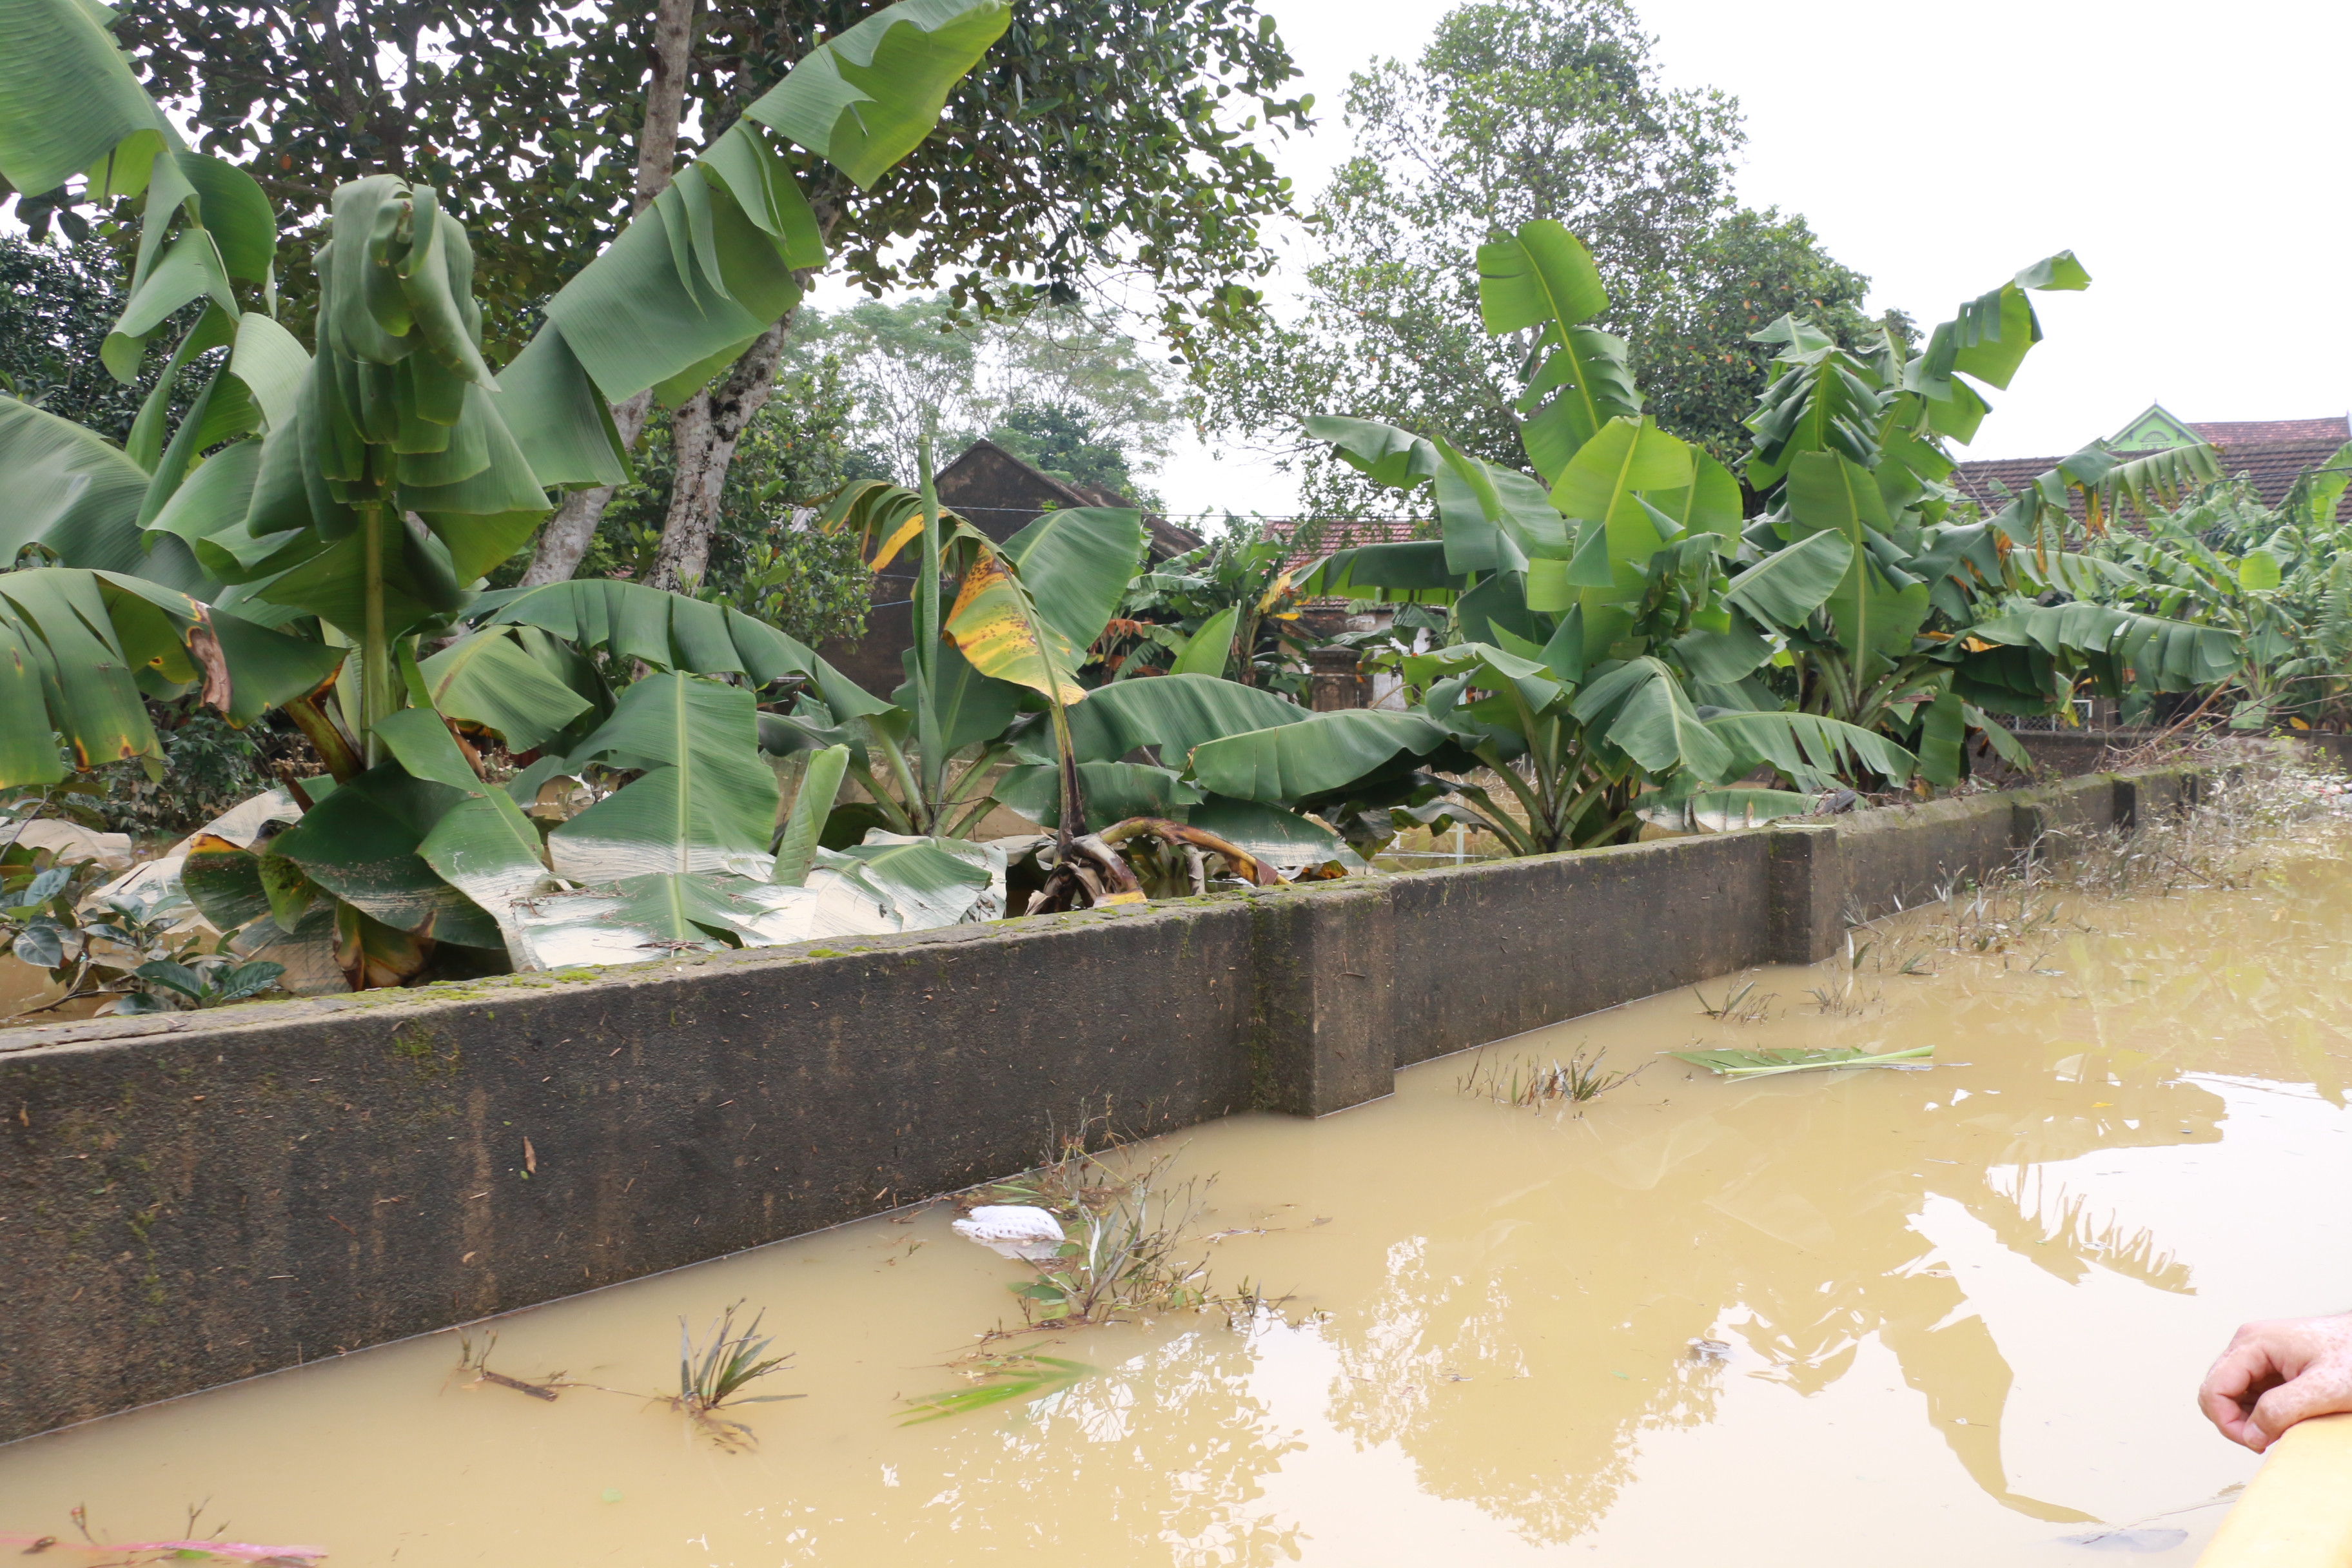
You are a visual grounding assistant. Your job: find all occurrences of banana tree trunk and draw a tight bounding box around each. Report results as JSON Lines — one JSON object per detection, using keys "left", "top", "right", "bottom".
{"left": 645, "top": 318, "right": 794, "bottom": 593}
{"left": 515, "top": 0, "right": 700, "bottom": 588}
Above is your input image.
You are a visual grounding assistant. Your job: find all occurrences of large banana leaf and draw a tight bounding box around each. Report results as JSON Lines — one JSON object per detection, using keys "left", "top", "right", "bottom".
{"left": 1184, "top": 796, "right": 1355, "bottom": 875}
{"left": 817, "top": 834, "right": 994, "bottom": 925}
{"left": 1786, "top": 451, "right": 1931, "bottom": 661}
{"left": 996, "top": 760, "right": 1202, "bottom": 826}
{"left": 509, "top": 0, "right": 1008, "bottom": 446}
{"left": 772, "top": 743, "right": 848, "bottom": 887}
{"left": 0, "top": 0, "right": 170, "bottom": 197}
{"left": 1636, "top": 785, "right": 1823, "bottom": 835}
{"left": 942, "top": 536, "right": 1086, "bottom": 704}
{"left": 2083, "top": 444, "right": 2224, "bottom": 527}
{"left": 1478, "top": 221, "right": 1640, "bottom": 480}
{"left": 0, "top": 568, "right": 340, "bottom": 785}
{"left": 0, "top": 398, "right": 209, "bottom": 591}
{"left": 416, "top": 629, "right": 595, "bottom": 751}
{"left": 1645, "top": 450, "right": 1744, "bottom": 551}
{"left": 1170, "top": 604, "right": 1238, "bottom": 678}
{"left": 1722, "top": 529, "right": 1853, "bottom": 629}
{"left": 1435, "top": 440, "right": 1567, "bottom": 577}
{"left": 1910, "top": 253, "right": 2088, "bottom": 407}
{"left": 264, "top": 761, "right": 505, "bottom": 948}
{"left": 103, "top": 159, "right": 278, "bottom": 384}
{"left": 1570, "top": 657, "right": 1734, "bottom": 780}
{"left": 743, "top": 0, "right": 1011, "bottom": 189}
{"left": 1292, "top": 541, "right": 1466, "bottom": 603}
{"left": 1035, "top": 672, "right": 1307, "bottom": 766}
{"left": 1303, "top": 415, "right": 1440, "bottom": 491}
{"left": 996, "top": 506, "right": 1145, "bottom": 650}
{"left": 514, "top": 841, "right": 994, "bottom": 966}
{"left": 1744, "top": 328, "right": 1887, "bottom": 492}
{"left": 1187, "top": 709, "right": 1451, "bottom": 803}
{"left": 1403, "top": 640, "right": 1566, "bottom": 726}
{"left": 892, "top": 638, "right": 1021, "bottom": 754}
{"left": 2286, "top": 442, "right": 2352, "bottom": 527}
{"left": 1704, "top": 710, "right": 1917, "bottom": 789}
{"left": 1549, "top": 416, "right": 1693, "bottom": 654}
{"left": 1968, "top": 604, "right": 2240, "bottom": 692}
{"left": 549, "top": 672, "right": 781, "bottom": 883}
{"left": 512, "top": 871, "right": 774, "bottom": 965}
{"left": 375, "top": 706, "right": 556, "bottom": 960}
{"left": 473, "top": 578, "right": 887, "bottom": 718}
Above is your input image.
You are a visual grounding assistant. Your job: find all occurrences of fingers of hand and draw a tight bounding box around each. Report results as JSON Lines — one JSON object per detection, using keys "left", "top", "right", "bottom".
{"left": 2248, "top": 1364, "right": 2352, "bottom": 1452}
{"left": 2202, "top": 1340, "right": 2283, "bottom": 1407}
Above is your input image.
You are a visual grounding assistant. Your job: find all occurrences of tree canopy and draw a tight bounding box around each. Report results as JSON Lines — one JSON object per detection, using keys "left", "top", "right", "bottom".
{"left": 95, "top": 0, "right": 1311, "bottom": 359}
{"left": 1191, "top": 0, "right": 1883, "bottom": 514}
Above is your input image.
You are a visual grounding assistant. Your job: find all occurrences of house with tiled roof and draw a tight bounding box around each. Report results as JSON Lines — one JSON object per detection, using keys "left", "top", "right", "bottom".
{"left": 1950, "top": 404, "right": 2349, "bottom": 520}
{"left": 1264, "top": 514, "right": 1424, "bottom": 618}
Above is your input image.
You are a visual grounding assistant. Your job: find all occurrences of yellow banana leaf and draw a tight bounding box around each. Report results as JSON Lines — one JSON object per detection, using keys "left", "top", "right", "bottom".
{"left": 943, "top": 543, "right": 1086, "bottom": 705}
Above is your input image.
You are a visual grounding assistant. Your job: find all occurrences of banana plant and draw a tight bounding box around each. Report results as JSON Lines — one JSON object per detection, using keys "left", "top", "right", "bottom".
{"left": 2074, "top": 449, "right": 2352, "bottom": 730}
{"left": 1268, "top": 220, "right": 1916, "bottom": 850}
{"left": 807, "top": 450, "right": 1171, "bottom": 908}
{"left": 0, "top": 0, "right": 1013, "bottom": 985}
{"left": 799, "top": 460, "right": 1426, "bottom": 884}
{"left": 1290, "top": 222, "right": 2242, "bottom": 830}
{"left": 1729, "top": 260, "right": 2241, "bottom": 781}
{"left": 1097, "top": 522, "right": 1311, "bottom": 692}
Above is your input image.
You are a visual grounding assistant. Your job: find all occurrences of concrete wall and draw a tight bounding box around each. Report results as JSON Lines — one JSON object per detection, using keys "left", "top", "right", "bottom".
{"left": 0, "top": 769, "right": 2195, "bottom": 1443}
{"left": 2011, "top": 729, "right": 2352, "bottom": 779}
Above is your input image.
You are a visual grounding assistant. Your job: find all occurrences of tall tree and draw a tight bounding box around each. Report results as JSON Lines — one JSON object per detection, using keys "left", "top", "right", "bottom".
{"left": 56, "top": 0, "right": 1309, "bottom": 585}
{"left": 792, "top": 293, "right": 1178, "bottom": 495}
{"left": 1192, "top": 0, "right": 1877, "bottom": 514}
{"left": 527, "top": 0, "right": 702, "bottom": 587}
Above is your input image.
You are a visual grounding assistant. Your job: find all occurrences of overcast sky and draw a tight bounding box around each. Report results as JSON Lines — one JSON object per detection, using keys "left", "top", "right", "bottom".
{"left": 1141, "top": 0, "right": 2352, "bottom": 522}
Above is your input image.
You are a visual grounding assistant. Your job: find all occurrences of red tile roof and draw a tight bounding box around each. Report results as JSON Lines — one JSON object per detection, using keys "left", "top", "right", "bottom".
{"left": 1261, "top": 517, "right": 1427, "bottom": 606}
{"left": 1264, "top": 517, "right": 1423, "bottom": 554}
{"left": 1952, "top": 424, "right": 2349, "bottom": 520}
{"left": 2186, "top": 416, "right": 2349, "bottom": 447}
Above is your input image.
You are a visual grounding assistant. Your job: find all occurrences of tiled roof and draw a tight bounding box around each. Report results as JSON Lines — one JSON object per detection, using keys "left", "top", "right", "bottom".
{"left": 1264, "top": 517, "right": 1423, "bottom": 555}
{"left": 1952, "top": 431, "right": 2349, "bottom": 519}
{"left": 1261, "top": 517, "right": 1426, "bottom": 606}
{"left": 2185, "top": 416, "right": 2349, "bottom": 447}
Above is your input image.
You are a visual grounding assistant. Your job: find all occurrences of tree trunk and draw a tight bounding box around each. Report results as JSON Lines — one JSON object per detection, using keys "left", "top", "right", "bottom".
{"left": 516, "top": 0, "right": 698, "bottom": 587}
{"left": 644, "top": 318, "right": 793, "bottom": 592}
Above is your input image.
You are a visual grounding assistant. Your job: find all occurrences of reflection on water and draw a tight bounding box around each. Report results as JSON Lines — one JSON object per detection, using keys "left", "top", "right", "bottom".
{"left": 5, "top": 838, "right": 2351, "bottom": 1565}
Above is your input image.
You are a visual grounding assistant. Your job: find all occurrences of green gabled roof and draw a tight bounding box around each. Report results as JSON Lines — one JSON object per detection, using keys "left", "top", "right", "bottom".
{"left": 2108, "top": 402, "right": 2201, "bottom": 451}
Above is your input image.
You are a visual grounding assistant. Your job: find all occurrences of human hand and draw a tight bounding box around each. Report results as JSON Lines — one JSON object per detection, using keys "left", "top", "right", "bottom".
{"left": 2199, "top": 1313, "right": 2352, "bottom": 1453}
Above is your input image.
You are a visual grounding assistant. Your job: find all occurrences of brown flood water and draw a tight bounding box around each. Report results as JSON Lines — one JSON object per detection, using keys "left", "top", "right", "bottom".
{"left": 5, "top": 837, "right": 2351, "bottom": 1565}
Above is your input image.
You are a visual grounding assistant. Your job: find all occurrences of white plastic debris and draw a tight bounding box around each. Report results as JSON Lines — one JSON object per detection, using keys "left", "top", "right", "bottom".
{"left": 952, "top": 1204, "right": 1066, "bottom": 1262}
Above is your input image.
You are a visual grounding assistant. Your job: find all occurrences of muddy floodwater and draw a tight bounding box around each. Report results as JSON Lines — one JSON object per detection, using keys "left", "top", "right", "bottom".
{"left": 6, "top": 838, "right": 2351, "bottom": 1567}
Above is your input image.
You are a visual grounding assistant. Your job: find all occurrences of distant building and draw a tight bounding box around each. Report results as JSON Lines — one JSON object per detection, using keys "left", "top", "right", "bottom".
{"left": 1951, "top": 406, "right": 2349, "bottom": 518}
{"left": 816, "top": 439, "right": 1202, "bottom": 698}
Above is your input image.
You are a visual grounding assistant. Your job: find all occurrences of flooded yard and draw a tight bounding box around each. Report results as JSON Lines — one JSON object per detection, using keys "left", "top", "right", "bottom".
{"left": 3, "top": 831, "right": 2347, "bottom": 1566}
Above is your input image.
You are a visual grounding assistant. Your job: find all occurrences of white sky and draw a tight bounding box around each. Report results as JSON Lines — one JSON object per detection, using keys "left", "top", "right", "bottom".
{"left": 1142, "top": 0, "right": 2352, "bottom": 522}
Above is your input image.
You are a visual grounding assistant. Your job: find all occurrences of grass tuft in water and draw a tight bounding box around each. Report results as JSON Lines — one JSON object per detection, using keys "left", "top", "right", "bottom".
{"left": 447, "top": 1309, "right": 802, "bottom": 1449}
{"left": 672, "top": 1302, "right": 801, "bottom": 1447}
{"left": 1458, "top": 1045, "right": 1639, "bottom": 1110}
{"left": 1692, "top": 977, "right": 1776, "bottom": 1023}
{"left": 966, "top": 1115, "right": 1279, "bottom": 1329}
